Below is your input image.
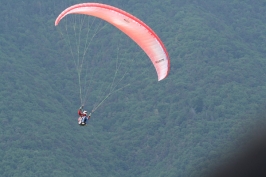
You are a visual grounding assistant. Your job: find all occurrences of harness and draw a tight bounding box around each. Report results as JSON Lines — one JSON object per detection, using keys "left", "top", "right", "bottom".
{"left": 78, "top": 116, "right": 87, "bottom": 126}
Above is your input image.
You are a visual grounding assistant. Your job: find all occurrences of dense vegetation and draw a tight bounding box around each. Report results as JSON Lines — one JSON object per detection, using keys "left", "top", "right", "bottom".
{"left": 1, "top": 0, "right": 266, "bottom": 176}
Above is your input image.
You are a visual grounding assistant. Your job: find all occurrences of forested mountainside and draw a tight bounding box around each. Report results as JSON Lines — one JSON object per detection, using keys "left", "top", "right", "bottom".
{"left": 1, "top": 0, "right": 266, "bottom": 176}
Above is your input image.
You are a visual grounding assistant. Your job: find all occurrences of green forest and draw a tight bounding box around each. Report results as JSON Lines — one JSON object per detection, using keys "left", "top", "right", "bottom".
{"left": 1, "top": 0, "right": 266, "bottom": 176}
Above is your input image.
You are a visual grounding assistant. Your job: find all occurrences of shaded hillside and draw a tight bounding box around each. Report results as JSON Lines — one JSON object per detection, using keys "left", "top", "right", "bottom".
{"left": 0, "top": 0, "right": 266, "bottom": 176}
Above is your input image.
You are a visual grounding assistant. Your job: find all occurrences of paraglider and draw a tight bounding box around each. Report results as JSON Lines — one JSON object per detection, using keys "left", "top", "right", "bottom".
{"left": 78, "top": 106, "right": 91, "bottom": 126}
{"left": 55, "top": 2, "right": 170, "bottom": 81}
{"left": 55, "top": 3, "right": 170, "bottom": 126}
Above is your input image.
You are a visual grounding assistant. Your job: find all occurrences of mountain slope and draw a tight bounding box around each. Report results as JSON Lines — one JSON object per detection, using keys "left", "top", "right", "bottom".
{"left": 0, "top": 0, "right": 266, "bottom": 176}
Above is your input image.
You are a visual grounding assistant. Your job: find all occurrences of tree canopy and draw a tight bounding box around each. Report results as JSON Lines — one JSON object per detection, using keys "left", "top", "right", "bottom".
{"left": 1, "top": 0, "right": 266, "bottom": 176}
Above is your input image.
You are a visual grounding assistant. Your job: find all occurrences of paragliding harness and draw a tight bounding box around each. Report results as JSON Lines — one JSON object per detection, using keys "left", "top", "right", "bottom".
{"left": 78, "top": 106, "right": 91, "bottom": 126}
{"left": 78, "top": 116, "right": 87, "bottom": 126}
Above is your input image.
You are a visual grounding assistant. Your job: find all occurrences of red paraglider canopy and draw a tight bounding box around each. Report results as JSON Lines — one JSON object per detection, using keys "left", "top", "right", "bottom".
{"left": 55, "top": 3, "right": 170, "bottom": 81}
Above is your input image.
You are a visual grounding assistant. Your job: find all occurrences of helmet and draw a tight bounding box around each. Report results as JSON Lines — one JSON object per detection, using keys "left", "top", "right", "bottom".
{"left": 83, "top": 111, "right": 87, "bottom": 115}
